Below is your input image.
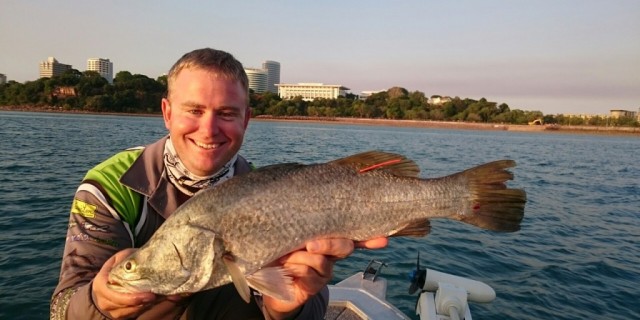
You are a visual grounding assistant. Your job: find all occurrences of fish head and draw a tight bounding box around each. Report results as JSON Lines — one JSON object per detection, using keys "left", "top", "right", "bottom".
{"left": 107, "top": 246, "right": 188, "bottom": 294}
{"left": 108, "top": 225, "right": 223, "bottom": 295}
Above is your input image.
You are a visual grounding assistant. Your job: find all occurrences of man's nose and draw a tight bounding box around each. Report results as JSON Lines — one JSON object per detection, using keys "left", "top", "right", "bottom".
{"left": 200, "top": 113, "right": 220, "bottom": 136}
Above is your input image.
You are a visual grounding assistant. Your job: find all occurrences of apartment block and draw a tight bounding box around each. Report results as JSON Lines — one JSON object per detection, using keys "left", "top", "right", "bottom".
{"left": 87, "top": 58, "right": 114, "bottom": 84}
{"left": 39, "top": 57, "right": 72, "bottom": 78}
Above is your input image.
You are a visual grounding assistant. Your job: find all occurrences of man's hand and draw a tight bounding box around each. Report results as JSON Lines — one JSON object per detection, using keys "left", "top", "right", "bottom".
{"left": 91, "top": 249, "right": 168, "bottom": 319}
{"left": 262, "top": 237, "right": 388, "bottom": 319}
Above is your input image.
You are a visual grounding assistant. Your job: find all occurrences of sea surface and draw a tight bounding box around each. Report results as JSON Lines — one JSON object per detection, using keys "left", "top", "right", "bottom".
{"left": 0, "top": 111, "right": 638, "bottom": 319}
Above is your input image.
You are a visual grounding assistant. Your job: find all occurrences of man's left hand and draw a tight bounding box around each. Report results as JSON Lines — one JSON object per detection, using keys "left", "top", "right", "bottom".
{"left": 262, "top": 237, "right": 388, "bottom": 319}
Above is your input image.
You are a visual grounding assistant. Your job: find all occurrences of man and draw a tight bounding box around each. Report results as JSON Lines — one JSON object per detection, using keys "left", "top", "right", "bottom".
{"left": 51, "top": 48, "right": 387, "bottom": 320}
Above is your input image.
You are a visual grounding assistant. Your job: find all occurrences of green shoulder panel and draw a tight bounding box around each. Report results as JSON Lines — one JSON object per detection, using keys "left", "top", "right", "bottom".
{"left": 83, "top": 148, "right": 144, "bottom": 228}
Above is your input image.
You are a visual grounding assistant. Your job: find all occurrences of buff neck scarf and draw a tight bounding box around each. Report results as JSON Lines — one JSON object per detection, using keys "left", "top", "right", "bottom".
{"left": 163, "top": 138, "right": 237, "bottom": 196}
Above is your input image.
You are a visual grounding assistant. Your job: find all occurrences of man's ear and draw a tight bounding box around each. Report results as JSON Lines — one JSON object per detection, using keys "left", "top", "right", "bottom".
{"left": 243, "top": 106, "right": 252, "bottom": 129}
{"left": 161, "top": 98, "right": 172, "bottom": 130}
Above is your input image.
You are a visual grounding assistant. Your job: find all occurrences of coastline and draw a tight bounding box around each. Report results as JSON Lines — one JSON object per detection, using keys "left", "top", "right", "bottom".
{"left": 2, "top": 106, "right": 639, "bottom": 136}
{"left": 252, "top": 115, "right": 640, "bottom": 137}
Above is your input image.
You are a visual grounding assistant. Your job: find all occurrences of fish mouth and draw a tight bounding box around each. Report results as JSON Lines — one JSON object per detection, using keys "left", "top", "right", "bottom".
{"left": 107, "top": 278, "right": 146, "bottom": 293}
{"left": 109, "top": 276, "right": 159, "bottom": 293}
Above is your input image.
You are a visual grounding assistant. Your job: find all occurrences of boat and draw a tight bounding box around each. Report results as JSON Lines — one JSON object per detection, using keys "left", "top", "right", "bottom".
{"left": 327, "top": 259, "right": 496, "bottom": 320}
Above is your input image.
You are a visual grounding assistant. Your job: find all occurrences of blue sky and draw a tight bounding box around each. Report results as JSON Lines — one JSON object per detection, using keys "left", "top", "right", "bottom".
{"left": 1, "top": 0, "right": 638, "bottom": 115}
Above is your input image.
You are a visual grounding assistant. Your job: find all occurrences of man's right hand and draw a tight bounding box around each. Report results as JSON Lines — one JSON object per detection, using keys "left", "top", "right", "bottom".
{"left": 91, "top": 249, "right": 157, "bottom": 319}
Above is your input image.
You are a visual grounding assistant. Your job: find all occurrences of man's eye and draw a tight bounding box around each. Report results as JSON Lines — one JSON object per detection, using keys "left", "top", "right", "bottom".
{"left": 188, "top": 109, "right": 203, "bottom": 115}
{"left": 220, "top": 112, "right": 238, "bottom": 119}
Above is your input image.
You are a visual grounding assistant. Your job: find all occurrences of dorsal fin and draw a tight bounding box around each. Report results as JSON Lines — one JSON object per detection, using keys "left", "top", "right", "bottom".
{"left": 330, "top": 151, "right": 420, "bottom": 177}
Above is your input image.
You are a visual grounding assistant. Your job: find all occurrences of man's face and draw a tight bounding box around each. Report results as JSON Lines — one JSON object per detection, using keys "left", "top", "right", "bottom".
{"left": 162, "top": 68, "right": 250, "bottom": 176}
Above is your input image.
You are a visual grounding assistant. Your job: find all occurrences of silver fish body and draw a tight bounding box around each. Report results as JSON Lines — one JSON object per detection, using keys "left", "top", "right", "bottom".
{"left": 108, "top": 151, "right": 526, "bottom": 301}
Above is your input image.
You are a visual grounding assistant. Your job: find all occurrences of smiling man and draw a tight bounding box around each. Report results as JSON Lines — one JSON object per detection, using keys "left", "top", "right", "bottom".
{"left": 51, "top": 48, "right": 387, "bottom": 320}
{"left": 162, "top": 62, "right": 250, "bottom": 179}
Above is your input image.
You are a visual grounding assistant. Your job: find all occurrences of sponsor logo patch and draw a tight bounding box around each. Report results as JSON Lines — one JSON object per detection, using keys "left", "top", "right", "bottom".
{"left": 71, "top": 199, "right": 97, "bottom": 218}
{"left": 67, "top": 233, "right": 119, "bottom": 248}
{"left": 68, "top": 221, "right": 110, "bottom": 232}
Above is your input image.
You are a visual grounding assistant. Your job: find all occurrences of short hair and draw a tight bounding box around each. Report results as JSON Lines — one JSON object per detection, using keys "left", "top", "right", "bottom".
{"left": 166, "top": 48, "right": 249, "bottom": 100}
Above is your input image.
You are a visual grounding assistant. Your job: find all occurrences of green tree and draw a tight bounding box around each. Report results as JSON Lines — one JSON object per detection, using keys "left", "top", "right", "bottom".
{"left": 77, "top": 71, "right": 108, "bottom": 97}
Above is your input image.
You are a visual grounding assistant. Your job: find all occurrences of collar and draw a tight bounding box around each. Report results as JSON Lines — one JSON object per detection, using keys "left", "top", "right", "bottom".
{"left": 120, "top": 135, "right": 253, "bottom": 219}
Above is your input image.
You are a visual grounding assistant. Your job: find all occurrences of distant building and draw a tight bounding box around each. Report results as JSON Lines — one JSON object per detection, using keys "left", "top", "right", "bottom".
{"left": 52, "top": 86, "right": 76, "bottom": 98}
{"left": 428, "top": 95, "right": 452, "bottom": 105}
{"left": 244, "top": 68, "right": 268, "bottom": 93}
{"left": 276, "top": 83, "right": 349, "bottom": 101}
{"left": 609, "top": 109, "right": 637, "bottom": 119}
{"left": 244, "top": 60, "right": 280, "bottom": 94}
{"left": 262, "top": 60, "right": 280, "bottom": 93}
{"left": 0, "top": 73, "right": 6, "bottom": 85}
{"left": 87, "top": 58, "right": 114, "bottom": 84}
{"left": 359, "top": 90, "right": 384, "bottom": 100}
{"left": 39, "top": 57, "right": 72, "bottom": 78}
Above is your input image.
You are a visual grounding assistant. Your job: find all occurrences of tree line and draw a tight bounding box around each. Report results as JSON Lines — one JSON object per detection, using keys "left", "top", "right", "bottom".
{"left": 1, "top": 69, "right": 637, "bottom": 127}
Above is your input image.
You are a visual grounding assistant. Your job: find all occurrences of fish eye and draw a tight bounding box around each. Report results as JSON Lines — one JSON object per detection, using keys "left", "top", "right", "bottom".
{"left": 124, "top": 261, "right": 136, "bottom": 272}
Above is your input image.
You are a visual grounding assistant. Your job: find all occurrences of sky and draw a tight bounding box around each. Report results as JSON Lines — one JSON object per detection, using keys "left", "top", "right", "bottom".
{"left": 1, "top": 0, "right": 639, "bottom": 115}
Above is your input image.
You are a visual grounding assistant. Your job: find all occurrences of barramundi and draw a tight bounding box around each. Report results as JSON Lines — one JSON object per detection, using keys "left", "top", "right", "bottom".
{"left": 108, "top": 151, "right": 526, "bottom": 302}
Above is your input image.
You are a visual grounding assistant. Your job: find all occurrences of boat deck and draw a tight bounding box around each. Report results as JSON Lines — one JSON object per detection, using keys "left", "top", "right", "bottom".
{"left": 327, "top": 272, "right": 410, "bottom": 320}
{"left": 325, "top": 305, "right": 370, "bottom": 320}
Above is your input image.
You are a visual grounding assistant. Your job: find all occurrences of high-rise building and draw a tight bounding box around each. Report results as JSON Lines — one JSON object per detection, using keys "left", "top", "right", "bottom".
{"left": 87, "top": 58, "right": 114, "bottom": 84}
{"left": 262, "top": 60, "right": 280, "bottom": 93}
{"left": 0, "top": 73, "right": 6, "bottom": 85}
{"left": 39, "top": 57, "right": 72, "bottom": 78}
{"left": 244, "top": 68, "right": 268, "bottom": 93}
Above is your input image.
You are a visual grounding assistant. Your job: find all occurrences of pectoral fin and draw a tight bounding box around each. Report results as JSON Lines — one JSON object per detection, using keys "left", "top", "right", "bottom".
{"left": 222, "top": 254, "right": 252, "bottom": 303}
{"left": 246, "top": 267, "right": 295, "bottom": 302}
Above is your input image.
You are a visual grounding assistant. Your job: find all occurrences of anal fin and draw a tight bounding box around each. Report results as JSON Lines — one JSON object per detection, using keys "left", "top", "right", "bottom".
{"left": 389, "top": 219, "right": 431, "bottom": 237}
{"left": 246, "top": 267, "right": 295, "bottom": 301}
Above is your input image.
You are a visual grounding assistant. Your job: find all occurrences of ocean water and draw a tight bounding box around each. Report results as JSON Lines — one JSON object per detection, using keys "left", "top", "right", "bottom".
{"left": 0, "top": 111, "right": 638, "bottom": 319}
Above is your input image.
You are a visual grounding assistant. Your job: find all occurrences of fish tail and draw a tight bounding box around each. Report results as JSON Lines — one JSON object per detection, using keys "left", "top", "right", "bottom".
{"left": 454, "top": 160, "right": 526, "bottom": 232}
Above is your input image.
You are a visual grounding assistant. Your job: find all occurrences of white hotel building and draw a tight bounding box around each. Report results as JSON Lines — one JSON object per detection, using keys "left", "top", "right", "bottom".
{"left": 276, "top": 83, "right": 350, "bottom": 101}
{"left": 244, "top": 68, "right": 268, "bottom": 93}
{"left": 245, "top": 60, "right": 280, "bottom": 94}
{"left": 87, "top": 58, "right": 113, "bottom": 84}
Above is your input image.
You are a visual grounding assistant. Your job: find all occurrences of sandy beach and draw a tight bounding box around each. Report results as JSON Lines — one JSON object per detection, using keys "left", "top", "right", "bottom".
{"left": 252, "top": 115, "right": 640, "bottom": 137}
{"left": 2, "top": 106, "right": 639, "bottom": 137}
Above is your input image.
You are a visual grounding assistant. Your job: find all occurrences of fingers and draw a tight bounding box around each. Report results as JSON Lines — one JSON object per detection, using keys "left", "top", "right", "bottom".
{"left": 281, "top": 250, "right": 334, "bottom": 280}
{"left": 305, "top": 238, "right": 354, "bottom": 258}
{"left": 355, "top": 237, "right": 388, "bottom": 249}
{"left": 305, "top": 237, "right": 389, "bottom": 257}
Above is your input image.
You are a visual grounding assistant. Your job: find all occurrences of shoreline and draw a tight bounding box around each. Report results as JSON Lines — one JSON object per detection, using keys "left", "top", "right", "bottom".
{"left": 252, "top": 115, "right": 640, "bottom": 137}
{"left": 2, "top": 106, "right": 639, "bottom": 137}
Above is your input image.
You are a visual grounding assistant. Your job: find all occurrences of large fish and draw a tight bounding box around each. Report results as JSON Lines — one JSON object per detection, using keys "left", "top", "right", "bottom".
{"left": 108, "top": 151, "right": 526, "bottom": 302}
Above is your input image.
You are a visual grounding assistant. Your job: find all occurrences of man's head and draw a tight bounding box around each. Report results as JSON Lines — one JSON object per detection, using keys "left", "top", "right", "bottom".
{"left": 162, "top": 48, "right": 251, "bottom": 177}
{"left": 166, "top": 48, "right": 249, "bottom": 101}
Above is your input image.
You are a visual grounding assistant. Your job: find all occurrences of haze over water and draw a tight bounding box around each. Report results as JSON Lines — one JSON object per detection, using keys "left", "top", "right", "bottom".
{"left": 0, "top": 111, "right": 638, "bottom": 319}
